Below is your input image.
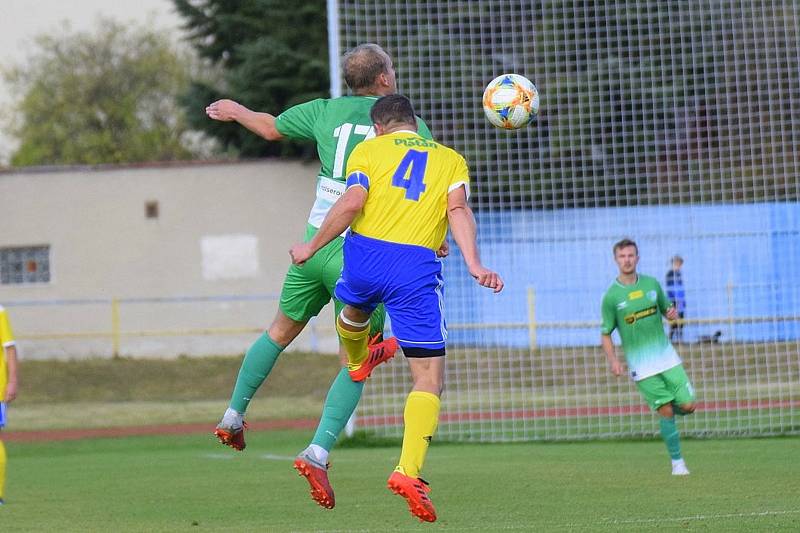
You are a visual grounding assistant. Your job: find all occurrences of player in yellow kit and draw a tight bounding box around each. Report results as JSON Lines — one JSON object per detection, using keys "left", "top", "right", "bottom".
{"left": 0, "top": 305, "right": 19, "bottom": 505}
{"left": 290, "top": 94, "right": 503, "bottom": 522}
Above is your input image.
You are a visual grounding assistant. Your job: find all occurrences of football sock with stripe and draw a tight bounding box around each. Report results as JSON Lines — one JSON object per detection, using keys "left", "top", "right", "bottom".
{"left": 311, "top": 367, "right": 365, "bottom": 452}
{"left": 335, "top": 316, "right": 369, "bottom": 370}
{"left": 659, "top": 416, "right": 683, "bottom": 460}
{"left": 396, "top": 391, "right": 441, "bottom": 478}
{"left": 229, "top": 332, "right": 284, "bottom": 413}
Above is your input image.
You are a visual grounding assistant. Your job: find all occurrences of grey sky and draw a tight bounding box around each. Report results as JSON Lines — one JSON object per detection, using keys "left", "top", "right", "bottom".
{"left": 0, "top": 0, "right": 186, "bottom": 163}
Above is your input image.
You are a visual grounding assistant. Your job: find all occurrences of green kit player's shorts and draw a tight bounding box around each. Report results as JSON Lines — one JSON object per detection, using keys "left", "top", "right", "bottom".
{"left": 635, "top": 364, "right": 696, "bottom": 411}
{"left": 279, "top": 225, "right": 385, "bottom": 337}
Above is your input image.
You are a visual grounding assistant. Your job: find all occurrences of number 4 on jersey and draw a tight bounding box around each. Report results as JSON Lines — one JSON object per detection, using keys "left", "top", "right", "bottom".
{"left": 392, "top": 149, "right": 429, "bottom": 201}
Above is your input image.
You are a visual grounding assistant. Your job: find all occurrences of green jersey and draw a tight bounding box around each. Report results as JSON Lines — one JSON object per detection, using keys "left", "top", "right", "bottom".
{"left": 275, "top": 96, "right": 433, "bottom": 229}
{"left": 601, "top": 274, "right": 682, "bottom": 381}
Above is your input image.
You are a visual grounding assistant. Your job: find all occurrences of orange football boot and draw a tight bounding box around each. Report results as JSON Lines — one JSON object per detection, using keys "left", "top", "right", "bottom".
{"left": 387, "top": 470, "right": 437, "bottom": 522}
{"left": 214, "top": 420, "right": 248, "bottom": 451}
{"left": 293, "top": 451, "right": 335, "bottom": 509}
{"left": 348, "top": 337, "right": 398, "bottom": 382}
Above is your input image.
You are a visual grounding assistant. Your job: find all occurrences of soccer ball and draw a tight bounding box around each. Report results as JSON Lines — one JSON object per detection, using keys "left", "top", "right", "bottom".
{"left": 482, "top": 74, "right": 539, "bottom": 129}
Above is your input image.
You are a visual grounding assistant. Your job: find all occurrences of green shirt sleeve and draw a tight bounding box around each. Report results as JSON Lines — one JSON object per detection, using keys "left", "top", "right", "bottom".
{"left": 416, "top": 118, "right": 434, "bottom": 140}
{"left": 275, "top": 98, "right": 328, "bottom": 140}
{"left": 600, "top": 293, "right": 617, "bottom": 335}
{"left": 655, "top": 280, "right": 672, "bottom": 314}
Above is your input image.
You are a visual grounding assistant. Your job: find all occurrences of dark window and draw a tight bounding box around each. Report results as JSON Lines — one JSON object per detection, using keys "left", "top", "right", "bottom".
{"left": 0, "top": 246, "right": 51, "bottom": 284}
{"left": 145, "top": 200, "right": 159, "bottom": 219}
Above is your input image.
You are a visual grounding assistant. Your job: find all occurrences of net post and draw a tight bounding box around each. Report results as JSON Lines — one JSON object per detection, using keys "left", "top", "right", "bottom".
{"left": 726, "top": 282, "right": 735, "bottom": 343}
{"left": 111, "top": 298, "right": 121, "bottom": 357}
{"left": 327, "top": 0, "right": 342, "bottom": 98}
{"left": 345, "top": 413, "right": 356, "bottom": 437}
{"left": 527, "top": 286, "right": 537, "bottom": 353}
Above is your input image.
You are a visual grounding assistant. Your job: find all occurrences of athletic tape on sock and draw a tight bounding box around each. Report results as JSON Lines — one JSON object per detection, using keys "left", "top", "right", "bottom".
{"left": 338, "top": 312, "right": 370, "bottom": 329}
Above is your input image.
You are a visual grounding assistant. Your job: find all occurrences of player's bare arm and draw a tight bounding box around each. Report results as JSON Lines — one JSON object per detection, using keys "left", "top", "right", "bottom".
{"left": 289, "top": 186, "right": 368, "bottom": 265}
{"left": 446, "top": 186, "right": 504, "bottom": 293}
{"left": 205, "top": 99, "right": 284, "bottom": 141}
{"left": 600, "top": 334, "right": 623, "bottom": 376}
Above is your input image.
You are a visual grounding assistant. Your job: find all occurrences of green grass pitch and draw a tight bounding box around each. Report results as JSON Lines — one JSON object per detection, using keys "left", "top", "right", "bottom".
{"left": 3, "top": 430, "right": 799, "bottom": 532}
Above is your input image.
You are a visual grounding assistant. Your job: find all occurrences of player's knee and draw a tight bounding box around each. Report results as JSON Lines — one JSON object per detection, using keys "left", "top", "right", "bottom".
{"left": 657, "top": 403, "right": 674, "bottom": 417}
{"left": 341, "top": 306, "right": 370, "bottom": 324}
{"left": 413, "top": 375, "right": 444, "bottom": 396}
{"left": 679, "top": 402, "right": 696, "bottom": 414}
{"left": 269, "top": 311, "right": 306, "bottom": 345}
{"left": 414, "top": 381, "right": 443, "bottom": 396}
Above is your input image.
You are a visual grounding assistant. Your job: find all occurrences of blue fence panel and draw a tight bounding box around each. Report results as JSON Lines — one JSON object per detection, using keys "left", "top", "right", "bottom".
{"left": 444, "top": 202, "right": 800, "bottom": 347}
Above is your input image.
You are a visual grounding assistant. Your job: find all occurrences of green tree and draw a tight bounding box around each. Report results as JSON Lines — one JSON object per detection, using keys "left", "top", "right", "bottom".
{"left": 4, "top": 19, "right": 199, "bottom": 167}
{"left": 173, "top": 0, "right": 328, "bottom": 158}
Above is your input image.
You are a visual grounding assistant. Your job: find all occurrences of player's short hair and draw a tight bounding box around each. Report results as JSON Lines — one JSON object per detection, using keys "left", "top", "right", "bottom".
{"left": 370, "top": 94, "right": 417, "bottom": 129}
{"left": 672, "top": 254, "right": 684, "bottom": 264}
{"left": 613, "top": 238, "right": 638, "bottom": 256}
{"left": 343, "top": 43, "right": 392, "bottom": 91}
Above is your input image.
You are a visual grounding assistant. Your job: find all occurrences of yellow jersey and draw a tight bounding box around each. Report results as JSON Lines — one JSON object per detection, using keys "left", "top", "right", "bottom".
{"left": 345, "top": 130, "right": 469, "bottom": 250}
{"left": 0, "top": 306, "right": 14, "bottom": 398}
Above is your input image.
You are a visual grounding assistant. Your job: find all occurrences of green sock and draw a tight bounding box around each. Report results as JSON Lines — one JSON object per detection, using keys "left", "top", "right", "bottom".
{"left": 659, "top": 416, "right": 682, "bottom": 460}
{"left": 311, "top": 367, "right": 365, "bottom": 451}
{"left": 229, "top": 333, "right": 284, "bottom": 413}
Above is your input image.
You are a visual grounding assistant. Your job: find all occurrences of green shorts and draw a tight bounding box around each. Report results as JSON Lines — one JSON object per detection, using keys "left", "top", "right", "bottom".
{"left": 635, "top": 364, "right": 696, "bottom": 411}
{"left": 279, "top": 225, "right": 385, "bottom": 337}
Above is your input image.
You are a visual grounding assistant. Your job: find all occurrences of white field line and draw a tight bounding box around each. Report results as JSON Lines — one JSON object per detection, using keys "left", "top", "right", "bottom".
{"left": 288, "top": 509, "right": 800, "bottom": 533}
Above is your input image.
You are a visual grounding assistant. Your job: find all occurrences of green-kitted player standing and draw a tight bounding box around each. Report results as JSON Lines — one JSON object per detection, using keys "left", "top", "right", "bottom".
{"left": 601, "top": 238, "right": 696, "bottom": 475}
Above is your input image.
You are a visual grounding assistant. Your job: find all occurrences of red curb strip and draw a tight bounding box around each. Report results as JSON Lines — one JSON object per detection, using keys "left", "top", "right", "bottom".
{"left": 5, "top": 399, "right": 798, "bottom": 443}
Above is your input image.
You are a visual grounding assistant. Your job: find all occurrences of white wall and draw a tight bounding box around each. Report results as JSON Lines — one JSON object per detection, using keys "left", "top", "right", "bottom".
{"left": 0, "top": 160, "right": 341, "bottom": 358}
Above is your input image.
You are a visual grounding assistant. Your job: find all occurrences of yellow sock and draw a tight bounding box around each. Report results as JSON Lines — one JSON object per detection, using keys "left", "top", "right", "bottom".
{"left": 396, "top": 391, "right": 441, "bottom": 478}
{"left": 336, "top": 318, "right": 369, "bottom": 371}
{"left": 0, "top": 439, "right": 6, "bottom": 500}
